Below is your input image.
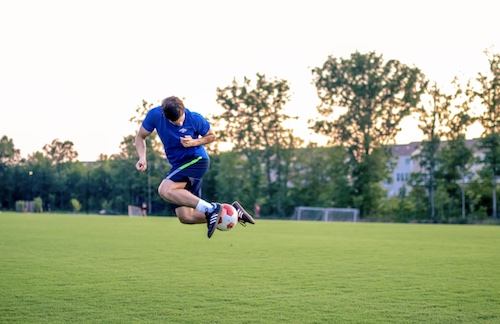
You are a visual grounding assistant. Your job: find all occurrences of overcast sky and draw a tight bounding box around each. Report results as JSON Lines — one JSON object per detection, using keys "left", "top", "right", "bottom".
{"left": 1, "top": 0, "right": 498, "bottom": 161}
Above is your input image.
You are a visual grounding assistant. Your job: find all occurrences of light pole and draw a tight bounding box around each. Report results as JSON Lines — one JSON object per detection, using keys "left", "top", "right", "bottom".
{"left": 29, "top": 171, "right": 33, "bottom": 200}
{"left": 147, "top": 164, "right": 151, "bottom": 215}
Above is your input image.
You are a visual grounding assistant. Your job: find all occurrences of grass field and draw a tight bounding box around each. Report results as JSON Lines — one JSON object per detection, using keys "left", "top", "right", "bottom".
{"left": 1, "top": 212, "right": 499, "bottom": 323}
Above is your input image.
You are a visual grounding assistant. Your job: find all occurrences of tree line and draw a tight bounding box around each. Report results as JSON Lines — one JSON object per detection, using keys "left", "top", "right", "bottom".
{"left": 0, "top": 50, "right": 498, "bottom": 222}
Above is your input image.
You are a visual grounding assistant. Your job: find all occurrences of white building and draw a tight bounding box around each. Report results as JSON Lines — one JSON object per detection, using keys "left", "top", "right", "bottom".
{"left": 382, "top": 142, "right": 420, "bottom": 196}
{"left": 382, "top": 139, "right": 482, "bottom": 197}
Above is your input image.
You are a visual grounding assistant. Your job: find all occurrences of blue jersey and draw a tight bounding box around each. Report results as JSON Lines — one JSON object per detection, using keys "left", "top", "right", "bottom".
{"left": 142, "top": 107, "right": 211, "bottom": 168}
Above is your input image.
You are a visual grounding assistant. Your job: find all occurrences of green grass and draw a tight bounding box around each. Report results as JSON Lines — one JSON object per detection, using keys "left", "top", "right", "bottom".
{"left": 1, "top": 212, "right": 499, "bottom": 323}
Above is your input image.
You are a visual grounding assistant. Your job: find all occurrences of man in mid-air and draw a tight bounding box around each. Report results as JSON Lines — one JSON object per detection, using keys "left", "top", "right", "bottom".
{"left": 135, "top": 96, "right": 255, "bottom": 238}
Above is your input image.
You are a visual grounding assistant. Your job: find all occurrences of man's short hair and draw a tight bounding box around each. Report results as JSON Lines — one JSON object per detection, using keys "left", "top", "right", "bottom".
{"left": 161, "top": 96, "right": 185, "bottom": 121}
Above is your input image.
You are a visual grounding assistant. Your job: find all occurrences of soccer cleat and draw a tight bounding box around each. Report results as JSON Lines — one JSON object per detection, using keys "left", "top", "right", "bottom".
{"left": 205, "top": 203, "right": 222, "bottom": 238}
{"left": 231, "top": 201, "right": 256, "bottom": 226}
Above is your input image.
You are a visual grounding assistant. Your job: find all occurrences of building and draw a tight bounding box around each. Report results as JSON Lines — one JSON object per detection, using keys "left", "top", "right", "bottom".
{"left": 382, "top": 141, "right": 420, "bottom": 196}
{"left": 382, "top": 139, "right": 482, "bottom": 197}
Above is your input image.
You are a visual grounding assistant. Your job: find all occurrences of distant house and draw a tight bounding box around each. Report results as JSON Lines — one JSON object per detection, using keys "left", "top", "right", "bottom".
{"left": 382, "top": 141, "right": 420, "bottom": 196}
{"left": 382, "top": 139, "right": 482, "bottom": 197}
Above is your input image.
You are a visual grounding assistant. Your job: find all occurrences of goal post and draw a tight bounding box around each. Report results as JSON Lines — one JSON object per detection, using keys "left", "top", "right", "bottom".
{"left": 291, "top": 206, "right": 359, "bottom": 222}
{"left": 128, "top": 205, "right": 142, "bottom": 217}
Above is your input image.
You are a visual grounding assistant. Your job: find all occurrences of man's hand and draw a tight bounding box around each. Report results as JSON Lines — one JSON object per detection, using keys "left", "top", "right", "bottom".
{"left": 180, "top": 135, "right": 195, "bottom": 147}
{"left": 136, "top": 158, "right": 147, "bottom": 172}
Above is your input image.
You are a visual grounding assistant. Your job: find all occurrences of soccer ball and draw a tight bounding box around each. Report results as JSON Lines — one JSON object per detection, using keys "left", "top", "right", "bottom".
{"left": 216, "top": 203, "right": 238, "bottom": 231}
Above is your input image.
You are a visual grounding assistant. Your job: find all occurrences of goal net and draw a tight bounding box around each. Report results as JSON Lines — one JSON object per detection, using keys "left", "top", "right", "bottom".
{"left": 128, "top": 205, "right": 142, "bottom": 217}
{"left": 291, "top": 206, "right": 359, "bottom": 222}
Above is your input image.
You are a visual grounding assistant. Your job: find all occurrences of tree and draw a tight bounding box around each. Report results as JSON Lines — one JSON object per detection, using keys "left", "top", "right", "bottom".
{"left": 0, "top": 136, "right": 22, "bottom": 209}
{"left": 289, "top": 146, "right": 351, "bottom": 209}
{"left": 213, "top": 151, "right": 255, "bottom": 206}
{"left": 30, "top": 152, "right": 56, "bottom": 208}
{"left": 438, "top": 137, "right": 475, "bottom": 219}
{"left": 0, "top": 135, "right": 21, "bottom": 165}
{"left": 311, "top": 51, "right": 426, "bottom": 217}
{"left": 437, "top": 78, "right": 476, "bottom": 220}
{"left": 40, "top": 139, "right": 78, "bottom": 209}
{"left": 475, "top": 49, "right": 500, "bottom": 218}
{"left": 215, "top": 73, "right": 301, "bottom": 217}
{"left": 42, "top": 139, "right": 78, "bottom": 164}
{"left": 414, "top": 82, "right": 454, "bottom": 221}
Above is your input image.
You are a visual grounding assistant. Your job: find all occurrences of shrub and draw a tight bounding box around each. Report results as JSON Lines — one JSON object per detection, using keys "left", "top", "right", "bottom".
{"left": 33, "top": 197, "right": 43, "bottom": 213}
{"left": 70, "top": 198, "right": 82, "bottom": 213}
{"left": 15, "top": 200, "right": 25, "bottom": 212}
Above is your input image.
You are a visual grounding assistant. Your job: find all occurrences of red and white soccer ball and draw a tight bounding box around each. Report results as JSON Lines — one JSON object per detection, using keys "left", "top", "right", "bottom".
{"left": 216, "top": 203, "right": 238, "bottom": 231}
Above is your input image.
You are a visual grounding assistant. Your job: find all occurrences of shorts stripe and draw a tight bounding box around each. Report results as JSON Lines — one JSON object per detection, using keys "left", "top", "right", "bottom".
{"left": 167, "top": 156, "right": 203, "bottom": 179}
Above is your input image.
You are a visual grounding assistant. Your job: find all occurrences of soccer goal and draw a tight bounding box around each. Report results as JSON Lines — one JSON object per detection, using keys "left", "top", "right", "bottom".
{"left": 128, "top": 205, "right": 142, "bottom": 217}
{"left": 291, "top": 206, "right": 359, "bottom": 222}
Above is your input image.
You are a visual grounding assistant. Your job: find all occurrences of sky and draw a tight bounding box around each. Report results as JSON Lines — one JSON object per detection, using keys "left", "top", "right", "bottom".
{"left": 1, "top": 0, "right": 499, "bottom": 161}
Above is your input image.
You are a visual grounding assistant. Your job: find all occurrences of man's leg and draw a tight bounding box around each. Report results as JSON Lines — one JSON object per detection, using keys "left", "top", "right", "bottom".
{"left": 158, "top": 178, "right": 221, "bottom": 238}
{"left": 158, "top": 179, "right": 199, "bottom": 207}
{"left": 174, "top": 206, "right": 206, "bottom": 224}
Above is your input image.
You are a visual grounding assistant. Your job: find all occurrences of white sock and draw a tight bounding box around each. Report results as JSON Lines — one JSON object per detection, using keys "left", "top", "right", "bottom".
{"left": 195, "top": 199, "right": 214, "bottom": 213}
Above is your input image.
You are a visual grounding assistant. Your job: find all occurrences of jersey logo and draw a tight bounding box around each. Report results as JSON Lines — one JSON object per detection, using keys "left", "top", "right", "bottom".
{"left": 179, "top": 128, "right": 188, "bottom": 133}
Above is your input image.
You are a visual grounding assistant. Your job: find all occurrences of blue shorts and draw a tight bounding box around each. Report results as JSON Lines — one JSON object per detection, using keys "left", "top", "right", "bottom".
{"left": 166, "top": 157, "right": 209, "bottom": 205}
